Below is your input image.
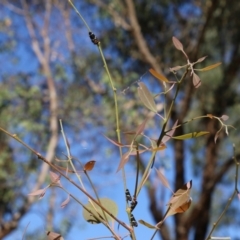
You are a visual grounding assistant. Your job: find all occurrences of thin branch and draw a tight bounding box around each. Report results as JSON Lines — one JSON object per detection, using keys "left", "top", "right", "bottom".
{"left": 124, "top": 0, "right": 162, "bottom": 74}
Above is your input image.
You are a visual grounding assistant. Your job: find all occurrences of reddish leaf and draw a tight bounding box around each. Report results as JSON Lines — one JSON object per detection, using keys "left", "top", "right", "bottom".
{"left": 46, "top": 231, "right": 64, "bottom": 240}
{"left": 149, "top": 68, "right": 169, "bottom": 83}
{"left": 172, "top": 37, "right": 188, "bottom": 59}
{"left": 103, "top": 134, "right": 126, "bottom": 147}
{"left": 172, "top": 36, "right": 184, "bottom": 51}
{"left": 192, "top": 72, "right": 201, "bottom": 88}
{"left": 195, "top": 56, "right": 207, "bottom": 64}
{"left": 162, "top": 120, "right": 178, "bottom": 143}
{"left": 61, "top": 194, "right": 70, "bottom": 208}
{"left": 28, "top": 188, "right": 47, "bottom": 199}
{"left": 84, "top": 160, "right": 96, "bottom": 171}
{"left": 220, "top": 115, "right": 229, "bottom": 121}
{"left": 135, "top": 118, "right": 149, "bottom": 136}
{"left": 50, "top": 171, "right": 61, "bottom": 185}
{"left": 170, "top": 66, "right": 185, "bottom": 72}
{"left": 155, "top": 168, "right": 172, "bottom": 192}
{"left": 116, "top": 151, "right": 131, "bottom": 172}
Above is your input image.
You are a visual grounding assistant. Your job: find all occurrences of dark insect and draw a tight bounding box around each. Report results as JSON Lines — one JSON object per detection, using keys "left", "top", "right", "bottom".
{"left": 130, "top": 213, "right": 138, "bottom": 227}
{"left": 89, "top": 32, "right": 99, "bottom": 45}
{"left": 130, "top": 199, "right": 138, "bottom": 212}
{"left": 125, "top": 189, "right": 132, "bottom": 202}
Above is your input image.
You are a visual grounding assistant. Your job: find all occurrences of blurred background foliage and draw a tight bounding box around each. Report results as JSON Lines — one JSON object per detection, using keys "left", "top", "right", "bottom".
{"left": 0, "top": 0, "right": 240, "bottom": 239}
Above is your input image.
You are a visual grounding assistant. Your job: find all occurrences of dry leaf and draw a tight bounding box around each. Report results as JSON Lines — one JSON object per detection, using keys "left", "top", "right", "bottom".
{"left": 192, "top": 72, "right": 201, "bottom": 88}
{"left": 84, "top": 160, "right": 96, "bottom": 171}
{"left": 50, "top": 171, "right": 61, "bottom": 185}
{"left": 162, "top": 120, "right": 178, "bottom": 143}
{"left": 196, "top": 62, "right": 221, "bottom": 72}
{"left": 61, "top": 195, "right": 70, "bottom": 208}
{"left": 28, "top": 188, "right": 47, "bottom": 199}
{"left": 46, "top": 231, "right": 64, "bottom": 240}
{"left": 149, "top": 68, "right": 169, "bottom": 83}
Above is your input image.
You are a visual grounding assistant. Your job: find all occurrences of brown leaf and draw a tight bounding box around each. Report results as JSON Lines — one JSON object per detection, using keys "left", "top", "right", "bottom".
{"left": 192, "top": 72, "right": 201, "bottom": 88}
{"left": 149, "top": 68, "right": 169, "bottom": 83}
{"left": 84, "top": 160, "right": 96, "bottom": 171}
{"left": 61, "top": 194, "right": 70, "bottom": 208}
{"left": 46, "top": 231, "right": 64, "bottom": 240}
{"left": 196, "top": 62, "right": 222, "bottom": 72}
{"left": 167, "top": 180, "right": 192, "bottom": 216}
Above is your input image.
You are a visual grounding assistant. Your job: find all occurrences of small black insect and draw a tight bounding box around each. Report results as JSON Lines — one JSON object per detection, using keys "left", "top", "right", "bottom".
{"left": 125, "top": 189, "right": 132, "bottom": 202}
{"left": 89, "top": 32, "right": 99, "bottom": 45}
{"left": 130, "top": 213, "right": 138, "bottom": 227}
{"left": 130, "top": 199, "right": 138, "bottom": 212}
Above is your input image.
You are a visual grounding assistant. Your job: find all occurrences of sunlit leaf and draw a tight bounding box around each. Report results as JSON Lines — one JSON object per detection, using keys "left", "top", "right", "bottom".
{"left": 116, "top": 151, "right": 131, "bottom": 172}
{"left": 61, "top": 194, "right": 70, "bottom": 208}
{"left": 172, "top": 131, "right": 209, "bottom": 140}
{"left": 138, "top": 220, "right": 157, "bottom": 229}
{"left": 46, "top": 231, "right": 64, "bottom": 240}
{"left": 150, "top": 144, "right": 166, "bottom": 152}
{"left": 155, "top": 168, "right": 172, "bottom": 192}
{"left": 84, "top": 160, "right": 96, "bottom": 171}
{"left": 192, "top": 72, "right": 201, "bottom": 88}
{"left": 195, "top": 62, "right": 221, "bottom": 72}
{"left": 138, "top": 82, "right": 157, "bottom": 113}
{"left": 83, "top": 198, "right": 118, "bottom": 224}
{"left": 149, "top": 68, "right": 169, "bottom": 83}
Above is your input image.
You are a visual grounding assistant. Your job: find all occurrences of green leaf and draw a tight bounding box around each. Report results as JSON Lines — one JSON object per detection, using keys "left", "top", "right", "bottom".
{"left": 138, "top": 220, "right": 157, "bottom": 229}
{"left": 138, "top": 82, "right": 157, "bottom": 113}
{"left": 172, "top": 131, "right": 209, "bottom": 140}
{"left": 83, "top": 198, "right": 118, "bottom": 224}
